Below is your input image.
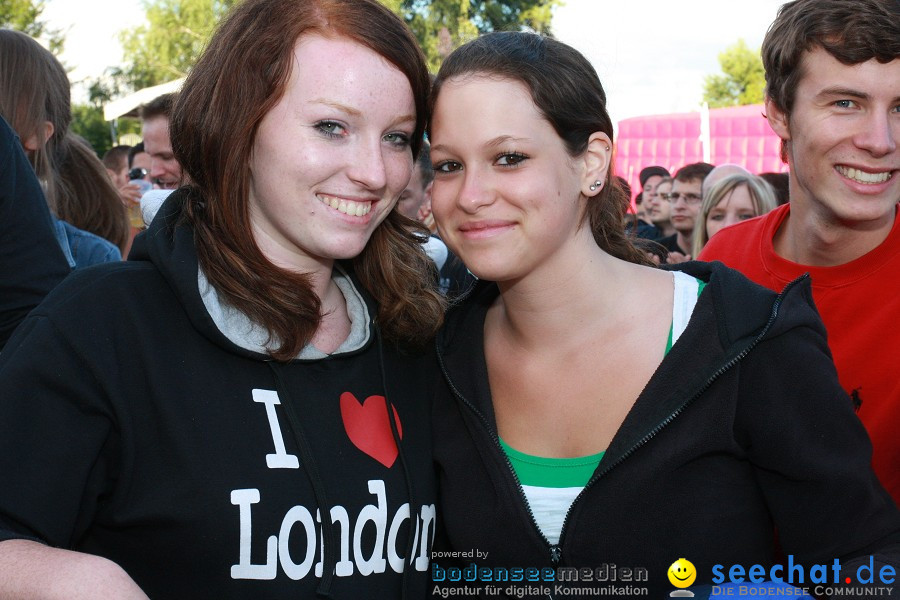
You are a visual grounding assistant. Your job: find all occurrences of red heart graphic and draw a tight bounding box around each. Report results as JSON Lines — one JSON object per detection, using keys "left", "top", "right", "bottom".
{"left": 340, "top": 392, "right": 403, "bottom": 468}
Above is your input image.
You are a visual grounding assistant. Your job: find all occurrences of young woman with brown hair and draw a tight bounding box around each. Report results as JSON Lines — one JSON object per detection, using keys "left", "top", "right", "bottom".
{"left": 0, "top": 1, "right": 443, "bottom": 597}
{"left": 428, "top": 32, "right": 899, "bottom": 598}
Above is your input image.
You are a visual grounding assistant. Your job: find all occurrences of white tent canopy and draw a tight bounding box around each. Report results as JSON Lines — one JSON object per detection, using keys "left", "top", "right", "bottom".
{"left": 103, "top": 78, "right": 186, "bottom": 121}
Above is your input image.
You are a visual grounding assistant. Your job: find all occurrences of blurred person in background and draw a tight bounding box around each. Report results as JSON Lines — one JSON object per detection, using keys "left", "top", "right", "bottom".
{"left": 103, "top": 144, "right": 145, "bottom": 212}
{"left": 128, "top": 142, "right": 152, "bottom": 181}
{"left": 657, "top": 161, "right": 714, "bottom": 262}
{"left": 0, "top": 29, "right": 128, "bottom": 265}
{"left": 0, "top": 115, "right": 70, "bottom": 351}
{"left": 139, "top": 93, "right": 184, "bottom": 191}
{"left": 701, "top": 163, "right": 751, "bottom": 196}
{"left": 645, "top": 175, "right": 674, "bottom": 238}
{"left": 692, "top": 173, "right": 778, "bottom": 257}
{"left": 638, "top": 165, "right": 669, "bottom": 229}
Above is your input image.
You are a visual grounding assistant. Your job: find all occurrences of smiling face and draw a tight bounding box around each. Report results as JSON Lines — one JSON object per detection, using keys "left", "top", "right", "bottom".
{"left": 667, "top": 558, "right": 697, "bottom": 588}
{"left": 766, "top": 48, "right": 900, "bottom": 228}
{"left": 248, "top": 34, "right": 416, "bottom": 273}
{"left": 142, "top": 115, "right": 183, "bottom": 190}
{"left": 705, "top": 184, "right": 758, "bottom": 239}
{"left": 429, "top": 75, "right": 598, "bottom": 283}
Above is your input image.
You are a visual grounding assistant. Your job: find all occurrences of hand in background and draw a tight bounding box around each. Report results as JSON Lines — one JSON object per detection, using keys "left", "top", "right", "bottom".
{"left": 118, "top": 182, "right": 143, "bottom": 208}
{"left": 666, "top": 251, "right": 691, "bottom": 264}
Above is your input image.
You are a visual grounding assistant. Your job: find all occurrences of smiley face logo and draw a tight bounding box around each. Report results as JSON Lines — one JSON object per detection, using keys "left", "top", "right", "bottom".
{"left": 668, "top": 558, "right": 697, "bottom": 588}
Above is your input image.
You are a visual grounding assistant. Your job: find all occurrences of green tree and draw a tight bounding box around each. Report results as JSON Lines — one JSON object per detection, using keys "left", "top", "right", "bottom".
{"left": 0, "top": 0, "right": 63, "bottom": 53}
{"left": 702, "top": 39, "right": 765, "bottom": 108}
{"left": 119, "top": 0, "right": 239, "bottom": 89}
{"left": 70, "top": 103, "right": 113, "bottom": 157}
{"left": 69, "top": 80, "right": 142, "bottom": 155}
{"left": 119, "top": 0, "right": 557, "bottom": 90}
{"left": 389, "top": 0, "right": 559, "bottom": 72}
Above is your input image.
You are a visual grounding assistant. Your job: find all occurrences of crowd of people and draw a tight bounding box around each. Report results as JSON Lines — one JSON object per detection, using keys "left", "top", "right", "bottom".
{"left": 0, "top": 0, "right": 897, "bottom": 597}
{"left": 630, "top": 163, "right": 783, "bottom": 263}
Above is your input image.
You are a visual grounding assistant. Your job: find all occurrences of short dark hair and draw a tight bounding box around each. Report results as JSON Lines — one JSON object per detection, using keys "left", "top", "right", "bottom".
{"left": 674, "top": 162, "right": 715, "bottom": 184}
{"left": 127, "top": 142, "right": 145, "bottom": 168}
{"left": 639, "top": 166, "right": 670, "bottom": 187}
{"left": 762, "top": 0, "right": 900, "bottom": 119}
{"left": 102, "top": 144, "right": 131, "bottom": 171}
{"left": 139, "top": 93, "right": 177, "bottom": 121}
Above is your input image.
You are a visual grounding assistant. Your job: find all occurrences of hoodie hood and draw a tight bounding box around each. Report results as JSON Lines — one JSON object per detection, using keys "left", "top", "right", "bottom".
{"left": 129, "top": 189, "right": 241, "bottom": 354}
{"left": 129, "top": 190, "right": 374, "bottom": 362}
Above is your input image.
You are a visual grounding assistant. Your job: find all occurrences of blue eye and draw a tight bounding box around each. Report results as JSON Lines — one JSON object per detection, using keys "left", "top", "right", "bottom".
{"left": 383, "top": 132, "right": 411, "bottom": 148}
{"left": 315, "top": 121, "right": 345, "bottom": 138}
{"left": 834, "top": 100, "right": 857, "bottom": 109}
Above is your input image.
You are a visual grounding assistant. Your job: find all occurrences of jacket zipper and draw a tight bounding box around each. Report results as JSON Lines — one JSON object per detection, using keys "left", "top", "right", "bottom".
{"left": 437, "top": 273, "right": 806, "bottom": 579}
{"left": 554, "top": 273, "right": 808, "bottom": 548}
{"left": 436, "top": 349, "right": 558, "bottom": 562}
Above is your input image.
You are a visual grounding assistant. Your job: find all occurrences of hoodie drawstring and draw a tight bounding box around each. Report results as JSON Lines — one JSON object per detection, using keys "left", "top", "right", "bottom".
{"left": 266, "top": 326, "right": 418, "bottom": 600}
{"left": 267, "top": 362, "right": 337, "bottom": 598}
{"left": 376, "top": 328, "right": 416, "bottom": 600}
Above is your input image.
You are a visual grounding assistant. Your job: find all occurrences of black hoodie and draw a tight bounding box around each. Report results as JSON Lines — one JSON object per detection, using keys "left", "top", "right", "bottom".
{"left": 0, "top": 191, "right": 437, "bottom": 599}
{"left": 432, "top": 261, "right": 900, "bottom": 599}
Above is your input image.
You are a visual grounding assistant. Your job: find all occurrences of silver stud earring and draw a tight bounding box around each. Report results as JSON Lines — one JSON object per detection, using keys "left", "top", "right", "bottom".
{"left": 589, "top": 180, "right": 603, "bottom": 192}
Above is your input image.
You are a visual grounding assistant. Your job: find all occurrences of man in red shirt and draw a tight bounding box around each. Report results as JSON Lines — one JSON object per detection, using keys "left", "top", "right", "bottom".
{"left": 700, "top": 0, "right": 900, "bottom": 505}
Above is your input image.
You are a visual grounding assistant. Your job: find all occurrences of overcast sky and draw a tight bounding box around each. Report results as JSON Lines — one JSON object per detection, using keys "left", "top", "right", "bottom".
{"left": 44, "top": 0, "right": 788, "bottom": 126}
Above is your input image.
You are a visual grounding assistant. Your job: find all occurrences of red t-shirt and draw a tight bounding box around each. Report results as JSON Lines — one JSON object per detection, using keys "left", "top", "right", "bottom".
{"left": 700, "top": 204, "right": 900, "bottom": 505}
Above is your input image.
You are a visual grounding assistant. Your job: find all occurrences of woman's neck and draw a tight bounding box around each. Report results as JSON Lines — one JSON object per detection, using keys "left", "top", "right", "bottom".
{"left": 492, "top": 235, "right": 636, "bottom": 349}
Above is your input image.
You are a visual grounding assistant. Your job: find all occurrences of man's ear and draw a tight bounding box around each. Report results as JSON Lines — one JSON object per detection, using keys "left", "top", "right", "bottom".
{"left": 581, "top": 131, "right": 613, "bottom": 197}
{"left": 765, "top": 97, "right": 790, "bottom": 141}
{"left": 765, "top": 97, "right": 792, "bottom": 163}
{"left": 22, "top": 120, "right": 54, "bottom": 152}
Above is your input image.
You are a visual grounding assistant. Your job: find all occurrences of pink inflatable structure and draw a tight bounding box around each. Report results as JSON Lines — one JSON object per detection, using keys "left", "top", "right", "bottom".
{"left": 615, "top": 103, "right": 788, "bottom": 200}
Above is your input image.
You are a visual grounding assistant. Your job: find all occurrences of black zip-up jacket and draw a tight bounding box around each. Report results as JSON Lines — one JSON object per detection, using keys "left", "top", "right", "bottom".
{"left": 432, "top": 261, "right": 900, "bottom": 599}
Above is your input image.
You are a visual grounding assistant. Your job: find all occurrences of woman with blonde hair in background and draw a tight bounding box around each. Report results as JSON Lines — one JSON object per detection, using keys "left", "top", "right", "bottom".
{"left": 692, "top": 173, "right": 778, "bottom": 258}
